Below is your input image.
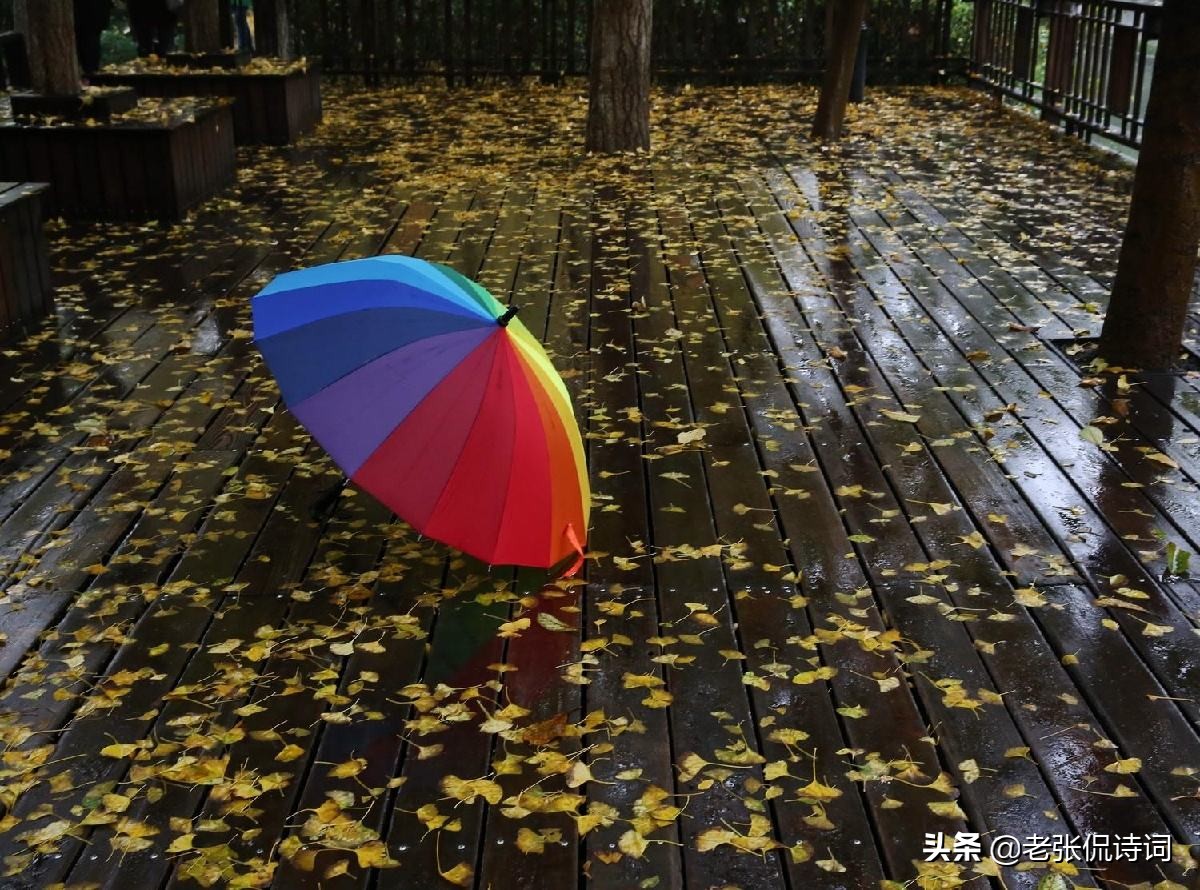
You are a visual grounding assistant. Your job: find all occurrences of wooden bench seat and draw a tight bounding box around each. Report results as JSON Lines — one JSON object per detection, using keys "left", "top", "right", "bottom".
{"left": 0, "top": 100, "right": 236, "bottom": 220}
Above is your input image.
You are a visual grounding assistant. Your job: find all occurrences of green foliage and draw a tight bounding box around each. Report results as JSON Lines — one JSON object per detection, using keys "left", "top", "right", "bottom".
{"left": 101, "top": 26, "right": 138, "bottom": 67}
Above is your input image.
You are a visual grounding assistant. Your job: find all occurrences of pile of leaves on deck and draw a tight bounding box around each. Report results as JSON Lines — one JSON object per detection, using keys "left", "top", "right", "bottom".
{"left": 0, "top": 81, "right": 1194, "bottom": 890}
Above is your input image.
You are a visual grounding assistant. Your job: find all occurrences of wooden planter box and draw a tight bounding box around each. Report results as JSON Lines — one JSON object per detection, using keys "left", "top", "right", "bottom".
{"left": 0, "top": 100, "right": 236, "bottom": 221}
{"left": 91, "top": 64, "right": 322, "bottom": 146}
{"left": 0, "top": 182, "right": 52, "bottom": 340}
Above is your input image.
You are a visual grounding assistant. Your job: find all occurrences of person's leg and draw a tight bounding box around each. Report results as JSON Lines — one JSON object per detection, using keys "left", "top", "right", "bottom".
{"left": 235, "top": 10, "right": 253, "bottom": 52}
{"left": 74, "top": 23, "right": 88, "bottom": 72}
{"left": 73, "top": 2, "right": 92, "bottom": 73}
{"left": 76, "top": 7, "right": 104, "bottom": 74}
{"left": 154, "top": 11, "right": 178, "bottom": 56}
{"left": 82, "top": 29, "right": 103, "bottom": 73}
{"left": 129, "top": 2, "right": 153, "bottom": 56}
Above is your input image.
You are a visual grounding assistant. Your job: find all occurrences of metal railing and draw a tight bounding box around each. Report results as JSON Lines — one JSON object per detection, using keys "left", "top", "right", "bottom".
{"left": 969, "top": 0, "right": 1162, "bottom": 148}
{"left": 290, "top": 0, "right": 961, "bottom": 85}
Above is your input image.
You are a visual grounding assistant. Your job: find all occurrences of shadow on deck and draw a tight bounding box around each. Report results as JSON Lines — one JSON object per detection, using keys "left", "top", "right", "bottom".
{"left": 0, "top": 83, "right": 1195, "bottom": 890}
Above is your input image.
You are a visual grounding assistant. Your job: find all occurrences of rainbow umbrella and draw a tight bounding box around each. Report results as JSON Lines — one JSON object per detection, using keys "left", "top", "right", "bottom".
{"left": 251, "top": 255, "right": 589, "bottom": 572}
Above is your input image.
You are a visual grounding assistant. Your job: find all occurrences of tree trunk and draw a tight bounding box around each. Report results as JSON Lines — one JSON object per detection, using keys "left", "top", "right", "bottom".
{"left": 184, "top": 0, "right": 223, "bottom": 53}
{"left": 360, "top": 0, "right": 377, "bottom": 84}
{"left": 585, "top": 0, "right": 652, "bottom": 153}
{"left": 720, "top": 0, "right": 739, "bottom": 63}
{"left": 255, "top": 0, "right": 293, "bottom": 59}
{"left": 16, "top": 0, "right": 79, "bottom": 97}
{"left": 811, "top": 0, "right": 867, "bottom": 141}
{"left": 1097, "top": 0, "right": 1200, "bottom": 369}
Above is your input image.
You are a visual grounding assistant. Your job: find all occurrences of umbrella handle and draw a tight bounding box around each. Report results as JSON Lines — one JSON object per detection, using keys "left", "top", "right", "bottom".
{"left": 497, "top": 305, "right": 520, "bottom": 327}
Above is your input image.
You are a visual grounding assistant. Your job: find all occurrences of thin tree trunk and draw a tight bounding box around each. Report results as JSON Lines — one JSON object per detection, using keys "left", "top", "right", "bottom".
{"left": 384, "top": 0, "right": 396, "bottom": 72}
{"left": 522, "top": 0, "right": 532, "bottom": 76}
{"left": 443, "top": 0, "right": 453, "bottom": 86}
{"left": 585, "top": 0, "right": 652, "bottom": 153}
{"left": 184, "top": 0, "right": 224, "bottom": 53}
{"left": 404, "top": 0, "right": 415, "bottom": 75}
{"left": 255, "top": 0, "right": 292, "bottom": 58}
{"left": 566, "top": 0, "right": 576, "bottom": 74}
{"left": 1098, "top": 0, "right": 1200, "bottom": 369}
{"left": 811, "top": 0, "right": 867, "bottom": 140}
{"left": 721, "top": 0, "right": 738, "bottom": 63}
{"left": 463, "top": 0, "right": 472, "bottom": 85}
{"left": 802, "top": 0, "right": 814, "bottom": 62}
{"left": 16, "top": 0, "right": 79, "bottom": 96}
{"left": 360, "top": 0, "right": 377, "bottom": 84}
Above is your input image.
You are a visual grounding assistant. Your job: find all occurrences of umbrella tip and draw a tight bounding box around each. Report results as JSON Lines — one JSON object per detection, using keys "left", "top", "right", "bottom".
{"left": 497, "top": 305, "right": 520, "bottom": 327}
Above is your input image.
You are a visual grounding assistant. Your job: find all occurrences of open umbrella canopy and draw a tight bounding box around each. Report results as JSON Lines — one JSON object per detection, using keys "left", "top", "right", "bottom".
{"left": 252, "top": 255, "right": 589, "bottom": 571}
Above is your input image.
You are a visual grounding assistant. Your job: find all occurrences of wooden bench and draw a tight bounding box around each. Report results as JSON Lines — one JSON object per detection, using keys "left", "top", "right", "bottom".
{"left": 0, "top": 100, "right": 236, "bottom": 221}
{"left": 0, "top": 181, "right": 51, "bottom": 340}
{"left": 91, "top": 64, "right": 322, "bottom": 146}
{"left": 0, "top": 181, "right": 51, "bottom": 341}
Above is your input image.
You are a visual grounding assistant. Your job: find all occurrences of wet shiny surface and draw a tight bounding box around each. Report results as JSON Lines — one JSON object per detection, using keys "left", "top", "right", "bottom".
{"left": 0, "top": 84, "right": 1195, "bottom": 889}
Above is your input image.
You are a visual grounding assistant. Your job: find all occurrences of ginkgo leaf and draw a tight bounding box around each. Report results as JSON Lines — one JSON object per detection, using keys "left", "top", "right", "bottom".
{"left": 439, "top": 863, "right": 473, "bottom": 886}
{"left": 566, "top": 761, "right": 594, "bottom": 788}
{"left": 516, "top": 827, "right": 546, "bottom": 854}
{"left": 441, "top": 775, "right": 504, "bottom": 805}
{"left": 881, "top": 409, "right": 921, "bottom": 423}
{"left": 329, "top": 758, "right": 367, "bottom": 778}
{"left": 277, "top": 744, "right": 305, "bottom": 762}
{"left": 928, "top": 800, "right": 967, "bottom": 820}
{"left": 1105, "top": 757, "right": 1142, "bottom": 774}
{"left": 816, "top": 856, "right": 847, "bottom": 872}
{"left": 536, "top": 612, "right": 574, "bottom": 632}
{"left": 795, "top": 780, "right": 843, "bottom": 802}
{"left": 618, "top": 829, "right": 649, "bottom": 858}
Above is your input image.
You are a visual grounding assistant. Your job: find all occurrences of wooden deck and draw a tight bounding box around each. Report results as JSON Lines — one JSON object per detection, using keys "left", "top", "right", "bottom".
{"left": 0, "top": 83, "right": 1195, "bottom": 890}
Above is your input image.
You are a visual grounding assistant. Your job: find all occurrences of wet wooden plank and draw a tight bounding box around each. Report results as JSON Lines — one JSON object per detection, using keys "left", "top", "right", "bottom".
{"left": 624, "top": 194, "right": 787, "bottom": 890}
{"left": 715, "top": 182, "right": 1043, "bottom": 889}
{"left": 783, "top": 169, "right": 1200, "bottom": 729}
{"left": 474, "top": 194, "right": 585, "bottom": 890}
{"left": 268, "top": 188, "right": 548, "bottom": 890}
{"left": 656, "top": 190, "right": 887, "bottom": 888}
{"left": 0, "top": 451, "right": 237, "bottom": 738}
{"left": 3, "top": 179, "right": 417, "bottom": 890}
{"left": 0, "top": 411, "right": 312, "bottom": 887}
{"left": 257, "top": 198, "right": 452, "bottom": 890}
{"left": 740, "top": 170, "right": 1198, "bottom": 880}
{"left": 568, "top": 194, "right": 684, "bottom": 890}
{"left": 79, "top": 188, "right": 455, "bottom": 890}
{"left": 0, "top": 175, "right": 400, "bottom": 688}
{"left": 884, "top": 179, "right": 1200, "bottom": 530}
{"left": 373, "top": 188, "right": 535, "bottom": 890}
